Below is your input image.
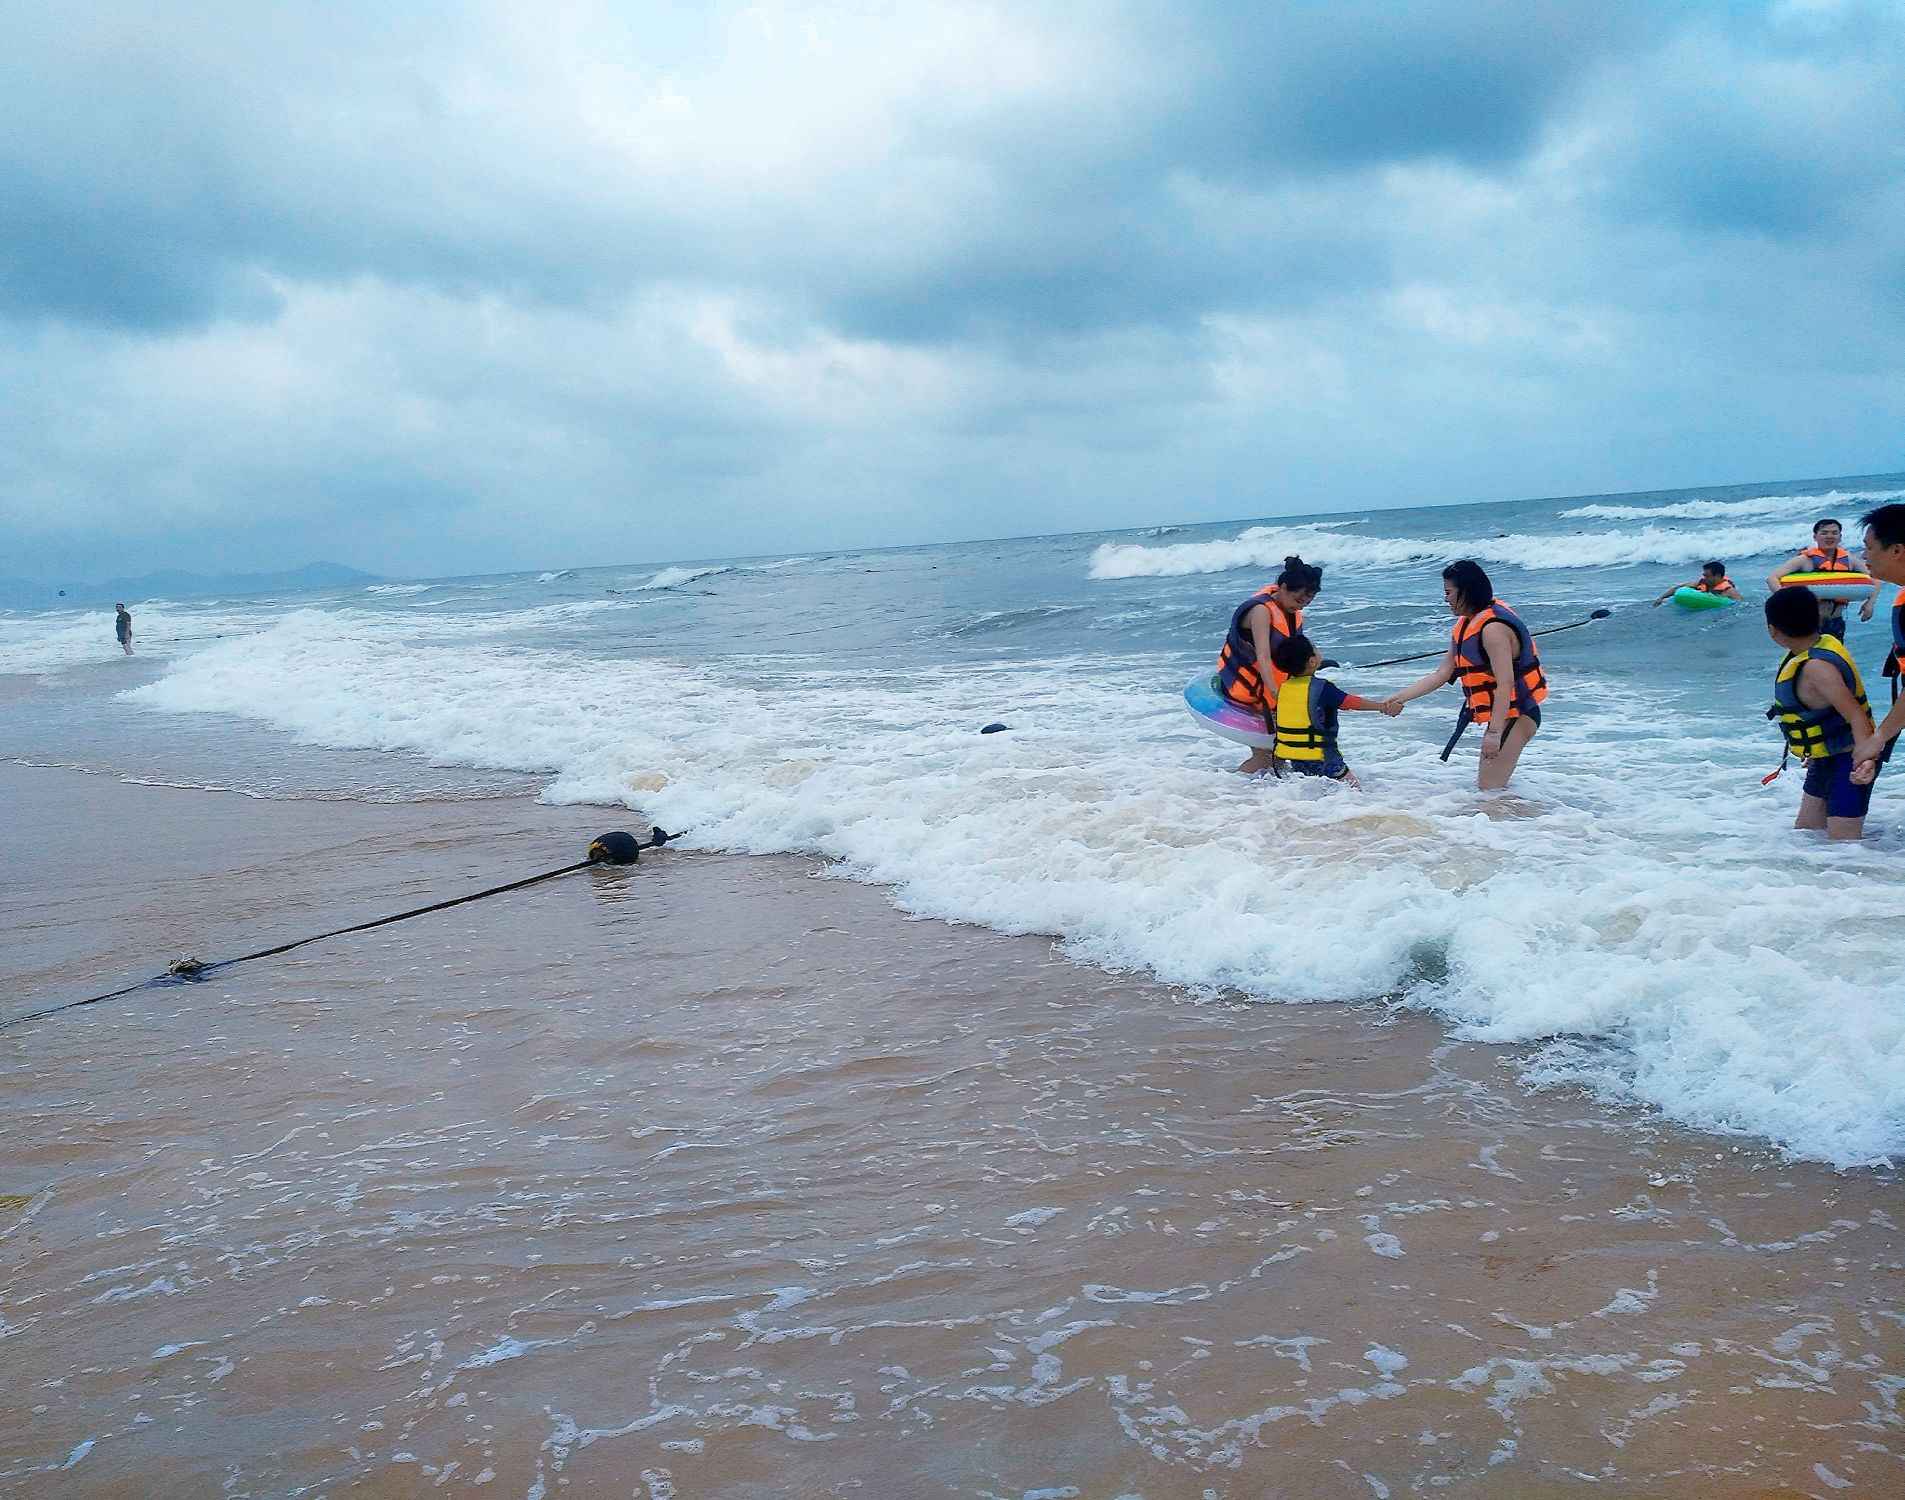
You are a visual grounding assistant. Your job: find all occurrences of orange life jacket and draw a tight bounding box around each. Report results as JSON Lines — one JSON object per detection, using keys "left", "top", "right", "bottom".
{"left": 1692, "top": 575, "right": 1732, "bottom": 594}
{"left": 1888, "top": 584, "right": 1905, "bottom": 702}
{"left": 1452, "top": 600, "right": 1548, "bottom": 725}
{"left": 1217, "top": 590, "right": 1303, "bottom": 707}
{"left": 1802, "top": 546, "right": 1855, "bottom": 573}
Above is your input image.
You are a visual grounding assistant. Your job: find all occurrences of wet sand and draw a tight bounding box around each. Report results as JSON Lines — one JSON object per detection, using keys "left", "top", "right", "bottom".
{"left": 3, "top": 763, "right": 1902, "bottom": 1497}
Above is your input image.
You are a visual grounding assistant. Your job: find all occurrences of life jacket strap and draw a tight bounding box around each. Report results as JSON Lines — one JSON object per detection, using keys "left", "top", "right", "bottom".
{"left": 1440, "top": 706, "right": 1473, "bottom": 762}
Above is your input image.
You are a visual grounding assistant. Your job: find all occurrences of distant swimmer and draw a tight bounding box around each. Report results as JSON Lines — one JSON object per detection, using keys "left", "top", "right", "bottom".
{"left": 1214, "top": 554, "right": 1323, "bottom": 775}
{"left": 1764, "top": 584, "right": 1877, "bottom": 841}
{"left": 1652, "top": 560, "right": 1741, "bottom": 606}
{"left": 1264, "top": 633, "right": 1398, "bottom": 789}
{"left": 1766, "top": 517, "right": 1880, "bottom": 639}
{"left": 1381, "top": 560, "right": 1547, "bottom": 790}
{"left": 1851, "top": 503, "right": 1905, "bottom": 769}
{"left": 114, "top": 603, "right": 133, "bottom": 655}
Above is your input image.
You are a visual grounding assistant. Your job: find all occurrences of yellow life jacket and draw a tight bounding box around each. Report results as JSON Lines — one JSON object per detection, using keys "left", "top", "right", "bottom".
{"left": 1273, "top": 673, "right": 1333, "bottom": 762}
{"left": 1770, "top": 633, "right": 1868, "bottom": 760}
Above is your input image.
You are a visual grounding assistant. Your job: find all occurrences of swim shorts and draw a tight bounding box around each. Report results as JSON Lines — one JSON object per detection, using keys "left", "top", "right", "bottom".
{"left": 1802, "top": 752, "right": 1876, "bottom": 819}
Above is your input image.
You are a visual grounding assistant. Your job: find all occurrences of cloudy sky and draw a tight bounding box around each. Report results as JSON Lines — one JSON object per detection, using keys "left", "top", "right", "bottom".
{"left": 3, "top": 1, "right": 1902, "bottom": 580}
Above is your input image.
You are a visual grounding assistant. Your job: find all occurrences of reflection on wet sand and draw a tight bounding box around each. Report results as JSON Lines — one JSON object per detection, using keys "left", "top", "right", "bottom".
{"left": 2, "top": 766, "right": 1901, "bottom": 1497}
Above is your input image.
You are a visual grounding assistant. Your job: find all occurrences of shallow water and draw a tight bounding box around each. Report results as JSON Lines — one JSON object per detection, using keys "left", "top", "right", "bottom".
{"left": 7, "top": 474, "right": 1905, "bottom": 1163}
{"left": 4, "top": 767, "right": 1903, "bottom": 1496}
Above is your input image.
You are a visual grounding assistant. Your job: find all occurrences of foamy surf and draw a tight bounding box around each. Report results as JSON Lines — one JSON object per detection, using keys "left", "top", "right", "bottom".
{"left": 120, "top": 600, "right": 1905, "bottom": 1168}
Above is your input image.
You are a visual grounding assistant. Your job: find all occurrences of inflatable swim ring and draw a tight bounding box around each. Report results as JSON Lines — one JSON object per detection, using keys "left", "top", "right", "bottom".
{"left": 1184, "top": 672, "right": 1275, "bottom": 749}
{"left": 1778, "top": 570, "right": 1875, "bottom": 603}
{"left": 1673, "top": 586, "right": 1736, "bottom": 611}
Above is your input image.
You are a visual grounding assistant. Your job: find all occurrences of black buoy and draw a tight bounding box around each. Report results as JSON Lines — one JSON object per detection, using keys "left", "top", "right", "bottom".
{"left": 980, "top": 722, "right": 1010, "bottom": 735}
{"left": 588, "top": 831, "right": 644, "bottom": 865}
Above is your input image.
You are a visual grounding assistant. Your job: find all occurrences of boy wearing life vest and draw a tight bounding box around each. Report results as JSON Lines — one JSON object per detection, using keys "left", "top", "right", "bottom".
{"left": 1265, "top": 633, "right": 1392, "bottom": 789}
{"left": 1765, "top": 518, "right": 1881, "bottom": 639}
{"left": 1851, "top": 503, "right": 1905, "bottom": 769}
{"left": 1651, "top": 560, "right": 1739, "bottom": 606}
{"left": 1381, "top": 559, "right": 1547, "bottom": 790}
{"left": 1216, "top": 554, "right": 1324, "bottom": 774}
{"left": 1764, "top": 584, "right": 1878, "bottom": 841}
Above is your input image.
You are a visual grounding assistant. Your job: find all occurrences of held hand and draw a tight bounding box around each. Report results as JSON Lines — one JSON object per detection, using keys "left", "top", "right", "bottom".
{"left": 1852, "top": 733, "right": 1885, "bottom": 766}
{"left": 1379, "top": 698, "right": 1403, "bottom": 718}
{"left": 1861, "top": 597, "right": 1876, "bottom": 622}
{"left": 1852, "top": 758, "right": 1879, "bottom": 786}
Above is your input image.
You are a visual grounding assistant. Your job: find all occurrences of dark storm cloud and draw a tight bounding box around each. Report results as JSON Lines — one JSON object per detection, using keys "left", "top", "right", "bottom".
{"left": 1, "top": 1, "right": 1902, "bottom": 580}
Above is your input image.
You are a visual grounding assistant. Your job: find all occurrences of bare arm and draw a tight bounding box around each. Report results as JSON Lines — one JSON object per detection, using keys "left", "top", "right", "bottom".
{"left": 1854, "top": 550, "right": 1881, "bottom": 621}
{"left": 1855, "top": 693, "right": 1905, "bottom": 765}
{"left": 1386, "top": 649, "right": 1458, "bottom": 708}
{"left": 1804, "top": 659, "right": 1875, "bottom": 741}
{"left": 1767, "top": 552, "right": 1808, "bottom": 592}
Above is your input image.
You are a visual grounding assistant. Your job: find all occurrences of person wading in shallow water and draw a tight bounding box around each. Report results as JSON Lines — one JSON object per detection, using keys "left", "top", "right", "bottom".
{"left": 1214, "top": 555, "right": 1324, "bottom": 775}
{"left": 114, "top": 603, "right": 134, "bottom": 656}
{"left": 1381, "top": 559, "right": 1548, "bottom": 791}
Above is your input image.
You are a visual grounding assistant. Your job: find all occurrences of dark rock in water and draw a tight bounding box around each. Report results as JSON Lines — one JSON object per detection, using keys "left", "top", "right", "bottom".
{"left": 980, "top": 722, "right": 1010, "bottom": 734}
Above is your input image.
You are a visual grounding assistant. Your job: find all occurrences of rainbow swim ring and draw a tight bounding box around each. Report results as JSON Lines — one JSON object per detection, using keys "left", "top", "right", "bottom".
{"left": 1184, "top": 672, "right": 1275, "bottom": 749}
{"left": 1777, "top": 570, "right": 1875, "bottom": 603}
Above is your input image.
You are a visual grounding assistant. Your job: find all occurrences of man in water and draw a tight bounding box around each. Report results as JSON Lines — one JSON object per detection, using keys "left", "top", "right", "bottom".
{"left": 114, "top": 603, "right": 133, "bottom": 655}
{"left": 1851, "top": 503, "right": 1905, "bottom": 768}
{"left": 1764, "top": 518, "right": 1880, "bottom": 638}
{"left": 1651, "top": 560, "right": 1740, "bottom": 606}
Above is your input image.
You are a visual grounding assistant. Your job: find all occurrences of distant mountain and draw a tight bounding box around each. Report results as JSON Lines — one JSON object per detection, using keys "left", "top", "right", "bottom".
{"left": 0, "top": 562, "right": 380, "bottom": 609}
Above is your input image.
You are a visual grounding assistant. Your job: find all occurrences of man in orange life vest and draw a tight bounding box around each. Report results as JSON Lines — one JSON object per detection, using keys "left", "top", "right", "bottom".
{"left": 1765, "top": 517, "right": 1881, "bottom": 639}
{"left": 1214, "top": 554, "right": 1323, "bottom": 774}
{"left": 1851, "top": 503, "right": 1905, "bottom": 769}
{"left": 1381, "top": 559, "right": 1548, "bottom": 790}
{"left": 1651, "top": 560, "right": 1740, "bottom": 606}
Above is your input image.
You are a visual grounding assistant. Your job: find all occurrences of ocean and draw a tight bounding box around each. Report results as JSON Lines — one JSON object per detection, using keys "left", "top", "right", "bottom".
{"left": 7, "top": 470, "right": 1905, "bottom": 1168}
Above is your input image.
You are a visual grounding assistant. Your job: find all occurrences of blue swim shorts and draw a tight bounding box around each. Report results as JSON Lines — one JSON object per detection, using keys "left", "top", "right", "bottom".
{"left": 1801, "top": 752, "right": 1876, "bottom": 819}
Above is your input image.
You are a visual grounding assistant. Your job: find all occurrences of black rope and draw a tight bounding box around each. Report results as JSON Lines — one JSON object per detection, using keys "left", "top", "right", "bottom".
{"left": 1351, "top": 608, "right": 1614, "bottom": 670}
{"left": 2, "top": 829, "right": 677, "bottom": 1034}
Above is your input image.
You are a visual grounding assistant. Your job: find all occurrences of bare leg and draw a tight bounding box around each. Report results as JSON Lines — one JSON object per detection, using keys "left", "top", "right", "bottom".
{"left": 1827, "top": 815, "right": 1865, "bottom": 841}
{"left": 1794, "top": 793, "right": 1827, "bottom": 831}
{"left": 1235, "top": 749, "right": 1276, "bottom": 775}
{"left": 1477, "top": 715, "right": 1538, "bottom": 790}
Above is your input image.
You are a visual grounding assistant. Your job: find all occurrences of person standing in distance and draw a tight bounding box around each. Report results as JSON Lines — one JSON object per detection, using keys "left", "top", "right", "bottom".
{"left": 114, "top": 603, "right": 134, "bottom": 655}
{"left": 1765, "top": 517, "right": 1880, "bottom": 639}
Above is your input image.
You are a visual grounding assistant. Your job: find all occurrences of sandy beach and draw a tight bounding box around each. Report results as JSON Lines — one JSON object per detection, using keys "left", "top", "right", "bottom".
{"left": 3, "top": 761, "right": 1903, "bottom": 1497}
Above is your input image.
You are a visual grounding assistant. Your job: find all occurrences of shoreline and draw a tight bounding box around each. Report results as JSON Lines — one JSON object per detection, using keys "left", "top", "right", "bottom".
{"left": 3, "top": 762, "right": 1903, "bottom": 1496}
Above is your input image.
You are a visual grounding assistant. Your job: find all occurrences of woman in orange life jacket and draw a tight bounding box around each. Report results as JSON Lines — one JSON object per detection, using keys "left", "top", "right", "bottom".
{"left": 1650, "top": 559, "right": 1740, "bottom": 605}
{"left": 1851, "top": 502, "right": 1905, "bottom": 769}
{"left": 1764, "top": 517, "right": 1881, "bottom": 639}
{"left": 1215, "top": 554, "right": 1325, "bottom": 774}
{"left": 1380, "top": 559, "right": 1549, "bottom": 791}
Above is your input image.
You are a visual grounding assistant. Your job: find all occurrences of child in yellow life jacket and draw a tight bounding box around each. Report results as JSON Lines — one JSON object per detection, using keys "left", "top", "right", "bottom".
{"left": 1266, "top": 633, "right": 1395, "bottom": 789}
{"left": 1764, "top": 584, "right": 1879, "bottom": 841}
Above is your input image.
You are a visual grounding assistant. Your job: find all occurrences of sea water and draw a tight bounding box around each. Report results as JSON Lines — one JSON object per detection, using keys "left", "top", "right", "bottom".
{"left": 6, "top": 472, "right": 1905, "bottom": 1167}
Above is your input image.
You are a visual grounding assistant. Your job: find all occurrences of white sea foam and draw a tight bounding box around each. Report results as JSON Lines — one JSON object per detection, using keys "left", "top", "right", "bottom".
{"left": 124, "top": 612, "right": 1905, "bottom": 1168}
{"left": 1562, "top": 488, "right": 1905, "bottom": 523}
{"left": 1088, "top": 522, "right": 1809, "bottom": 580}
{"left": 637, "top": 565, "right": 732, "bottom": 590}
{"left": 364, "top": 583, "right": 435, "bottom": 595}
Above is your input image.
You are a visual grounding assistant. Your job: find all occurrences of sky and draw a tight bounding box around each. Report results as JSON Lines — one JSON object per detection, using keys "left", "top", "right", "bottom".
{"left": 2, "top": 0, "right": 1902, "bottom": 581}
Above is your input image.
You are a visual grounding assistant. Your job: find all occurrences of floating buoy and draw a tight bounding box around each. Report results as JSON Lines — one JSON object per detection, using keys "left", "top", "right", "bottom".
{"left": 588, "top": 831, "right": 643, "bottom": 864}
{"left": 980, "top": 722, "right": 1010, "bottom": 735}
